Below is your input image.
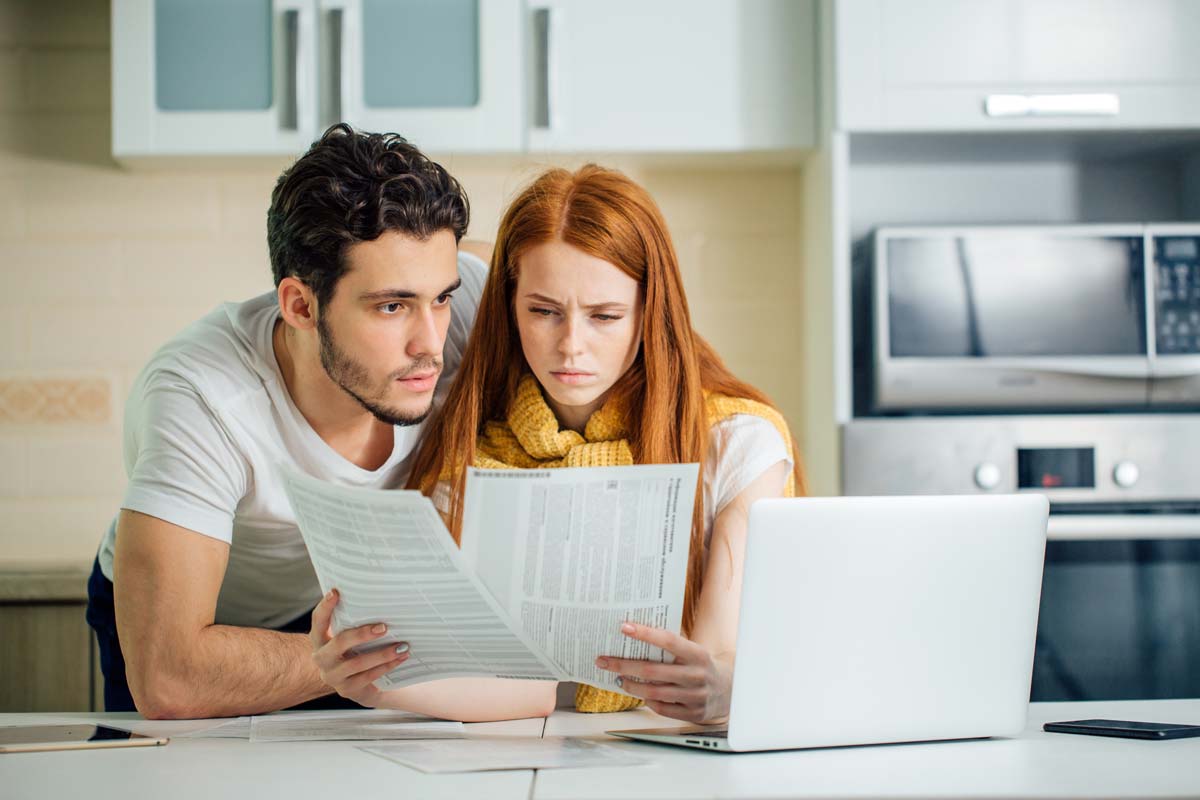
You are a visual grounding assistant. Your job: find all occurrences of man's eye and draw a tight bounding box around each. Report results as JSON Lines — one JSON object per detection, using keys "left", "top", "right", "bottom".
{"left": 380, "top": 302, "right": 403, "bottom": 314}
{"left": 434, "top": 292, "right": 454, "bottom": 306}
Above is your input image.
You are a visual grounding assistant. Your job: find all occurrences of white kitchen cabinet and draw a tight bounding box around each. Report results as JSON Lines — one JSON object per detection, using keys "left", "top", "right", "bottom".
{"left": 316, "top": 0, "right": 523, "bottom": 153}
{"left": 112, "top": 0, "right": 522, "bottom": 157}
{"left": 836, "top": 0, "right": 1200, "bottom": 132}
{"left": 527, "top": 0, "right": 815, "bottom": 152}
{"left": 113, "top": 0, "right": 320, "bottom": 156}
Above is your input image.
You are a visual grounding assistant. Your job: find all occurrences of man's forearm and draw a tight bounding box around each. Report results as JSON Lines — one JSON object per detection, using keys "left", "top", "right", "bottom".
{"left": 136, "top": 625, "right": 329, "bottom": 719}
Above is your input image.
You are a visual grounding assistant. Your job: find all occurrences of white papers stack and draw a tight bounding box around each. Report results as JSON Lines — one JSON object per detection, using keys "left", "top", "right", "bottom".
{"left": 282, "top": 463, "right": 697, "bottom": 695}
{"left": 358, "top": 737, "right": 650, "bottom": 773}
{"left": 249, "top": 709, "right": 463, "bottom": 742}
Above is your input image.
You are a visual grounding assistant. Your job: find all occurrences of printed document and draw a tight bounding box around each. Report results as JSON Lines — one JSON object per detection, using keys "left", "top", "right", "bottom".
{"left": 249, "top": 709, "right": 463, "bottom": 742}
{"left": 282, "top": 463, "right": 697, "bottom": 694}
{"left": 359, "top": 737, "right": 650, "bottom": 773}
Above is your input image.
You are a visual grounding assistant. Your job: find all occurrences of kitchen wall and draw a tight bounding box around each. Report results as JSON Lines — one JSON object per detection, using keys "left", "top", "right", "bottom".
{"left": 0, "top": 0, "right": 819, "bottom": 566}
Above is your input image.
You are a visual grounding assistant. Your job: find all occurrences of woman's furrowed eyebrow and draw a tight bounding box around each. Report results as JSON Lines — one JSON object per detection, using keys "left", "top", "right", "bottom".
{"left": 523, "top": 292, "right": 628, "bottom": 311}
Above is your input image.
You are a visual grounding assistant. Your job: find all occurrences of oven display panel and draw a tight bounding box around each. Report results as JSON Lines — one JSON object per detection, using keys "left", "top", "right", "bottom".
{"left": 1017, "top": 448, "right": 1095, "bottom": 489}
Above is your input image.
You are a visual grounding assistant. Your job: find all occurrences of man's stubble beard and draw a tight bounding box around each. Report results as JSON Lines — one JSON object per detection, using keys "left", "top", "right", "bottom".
{"left": 317, "top": 314, "right": 439, "bottom": 427}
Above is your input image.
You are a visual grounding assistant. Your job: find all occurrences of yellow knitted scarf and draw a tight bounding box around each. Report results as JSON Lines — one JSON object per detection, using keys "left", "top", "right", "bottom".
{"left": 474, "top": 374, "right": 796, "bottom": 713}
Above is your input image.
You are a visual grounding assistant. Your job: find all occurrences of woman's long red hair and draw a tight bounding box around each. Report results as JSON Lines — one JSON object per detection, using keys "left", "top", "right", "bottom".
{"left": 407, "top": 165, "right": 807, "bottom": 634}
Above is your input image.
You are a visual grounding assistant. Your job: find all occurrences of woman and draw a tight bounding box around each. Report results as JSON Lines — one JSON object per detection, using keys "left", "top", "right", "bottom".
{"left": 311, "top": 165, "right": 806, "bottom": 724}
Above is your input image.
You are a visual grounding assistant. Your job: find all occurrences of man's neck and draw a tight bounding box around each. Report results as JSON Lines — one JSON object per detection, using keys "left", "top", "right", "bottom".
{"left": 272, "top": 318, "right": 395, "bottom": 471}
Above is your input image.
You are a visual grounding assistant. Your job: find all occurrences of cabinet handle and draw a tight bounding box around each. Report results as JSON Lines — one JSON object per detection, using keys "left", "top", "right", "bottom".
{"left": 532, "top": 5, "right": 558, "bottom": 130}
{"left": 984, "top": 93, "right": 1120, "bottom": 118}
{"left": 325, "top": 7, "right": 345, "bottom": 126}
{"left": 280, "top": 9, "right": 300, "bottom": 130}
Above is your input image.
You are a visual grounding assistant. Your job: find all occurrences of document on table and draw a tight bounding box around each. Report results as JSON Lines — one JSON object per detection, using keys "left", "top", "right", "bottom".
{"left": 358, "top": 737, "right": 650, "bottom": 773}
{"left": 249, "top": 709, "right": 463, "bottom": 742}
{"left": 282, "top": 462, "right": 697, "bottom": 694}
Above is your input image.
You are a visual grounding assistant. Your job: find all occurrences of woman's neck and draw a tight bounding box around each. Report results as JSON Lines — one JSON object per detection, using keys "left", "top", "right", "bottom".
{"left": 545, "top": 394, "right": 602, "bottom": 434}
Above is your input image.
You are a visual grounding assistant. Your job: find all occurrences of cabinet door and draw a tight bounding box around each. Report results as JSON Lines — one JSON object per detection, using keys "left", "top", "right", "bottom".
{"left": 113, "top": 0, "right": 319, "bottom": 156}
{"left": 527, "top": 0, "right": 815, "bottom": 153}
{"left": 837, "top": 0, "right": 1200, "bottom": 131}
{"left": 319, "top": 0, "right": 523, "bottom": 153}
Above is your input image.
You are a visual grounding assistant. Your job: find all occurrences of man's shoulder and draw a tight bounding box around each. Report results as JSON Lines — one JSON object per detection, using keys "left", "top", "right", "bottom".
{"left": 133, "top": 292, "right": 279, "bottom": 403}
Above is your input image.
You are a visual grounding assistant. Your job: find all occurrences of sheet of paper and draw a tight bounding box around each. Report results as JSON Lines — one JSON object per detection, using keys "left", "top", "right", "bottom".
{"left": 249, "top": 709, "right": 464, "bottom": 742}
{"left": 96, "top": 716, "right": 251, "bottom": 739}
{"left": 358, "top": 736, "right": 650, "bottom": 773}
{"left": 282, "top": 468, "right": 560, "bottom": 689}
{"left": 459, "top": 464, "right": 698, "bottom": 690}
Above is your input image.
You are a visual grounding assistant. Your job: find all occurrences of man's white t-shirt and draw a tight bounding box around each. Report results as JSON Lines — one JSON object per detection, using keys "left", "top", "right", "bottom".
{"left": 96, "top": 251, "right": 488, "bottom": 629}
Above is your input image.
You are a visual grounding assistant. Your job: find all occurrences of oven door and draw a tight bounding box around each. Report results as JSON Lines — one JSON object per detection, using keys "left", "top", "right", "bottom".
{"left": 1032, "top": 518, "right": 1200, "bottom": 701}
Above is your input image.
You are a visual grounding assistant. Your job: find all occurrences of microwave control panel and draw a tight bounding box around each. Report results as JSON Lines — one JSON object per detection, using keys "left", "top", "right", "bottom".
{"left": 1154, "top": 234, "right": 1200, "bottom": 355}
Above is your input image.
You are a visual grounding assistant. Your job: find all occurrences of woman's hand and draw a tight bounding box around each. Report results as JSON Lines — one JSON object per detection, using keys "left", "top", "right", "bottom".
{"left": 594, "top": 621, "right": 732, "bottom": 724}
{"left": 310, "top": 589, "right": 410, "bottom": 707}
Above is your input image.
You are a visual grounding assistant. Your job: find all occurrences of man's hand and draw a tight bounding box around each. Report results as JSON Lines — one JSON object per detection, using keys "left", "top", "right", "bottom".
{"left": 309, "top": 589, "right": 410, "bottom": 707}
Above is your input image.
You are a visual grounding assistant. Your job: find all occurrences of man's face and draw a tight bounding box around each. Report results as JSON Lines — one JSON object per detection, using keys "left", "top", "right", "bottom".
{"left": 316, "top": 229, "right": 460, "bottom": 426}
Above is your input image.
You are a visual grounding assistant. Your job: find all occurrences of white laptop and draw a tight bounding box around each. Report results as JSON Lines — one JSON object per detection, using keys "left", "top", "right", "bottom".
{"left": 608, "top": 494, "right": 1048, "bottom": 752}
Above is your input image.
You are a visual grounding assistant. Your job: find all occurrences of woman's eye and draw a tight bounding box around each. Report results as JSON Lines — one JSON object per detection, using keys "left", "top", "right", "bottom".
{"left": 530, "top": 307, "right": 556, "bottom": 317}
{"left": 594, "top": 314, "right": 622, "bottom": 322}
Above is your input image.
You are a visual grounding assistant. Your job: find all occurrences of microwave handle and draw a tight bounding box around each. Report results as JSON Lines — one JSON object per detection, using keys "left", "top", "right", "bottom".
{"left": 985, "top": 93, "right": 1120, "bottom": 118}
{"left": 1151, "top": 358, "right": 1200, "bottom": 379}
{"left": 1016, "top": 361, "right": 1151, "bottom": 380}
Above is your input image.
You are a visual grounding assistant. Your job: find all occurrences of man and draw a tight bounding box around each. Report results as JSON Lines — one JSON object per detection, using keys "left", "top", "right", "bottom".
{"left": 85, "top": 124, "right": 496, "bottom": 719}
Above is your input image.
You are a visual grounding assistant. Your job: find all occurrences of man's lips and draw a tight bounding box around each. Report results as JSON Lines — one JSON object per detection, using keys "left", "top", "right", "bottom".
{"left": 397, "top": 370, "right": 439, "bottom": 391}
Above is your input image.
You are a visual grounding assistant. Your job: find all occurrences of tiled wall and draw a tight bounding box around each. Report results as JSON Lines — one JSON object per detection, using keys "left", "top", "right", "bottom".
{"left": 0, "top": 0, "right": 812, "bottom": 565}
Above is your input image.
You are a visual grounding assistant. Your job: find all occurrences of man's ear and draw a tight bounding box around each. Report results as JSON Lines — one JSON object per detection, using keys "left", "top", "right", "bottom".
{"left": 278, "top": 277, "right": 318, "bottom": 332}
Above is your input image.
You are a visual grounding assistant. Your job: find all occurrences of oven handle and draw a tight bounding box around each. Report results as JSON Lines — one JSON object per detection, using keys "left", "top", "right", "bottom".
{"left": 1049, "top": 515, "right": 1200, "bottom": 540}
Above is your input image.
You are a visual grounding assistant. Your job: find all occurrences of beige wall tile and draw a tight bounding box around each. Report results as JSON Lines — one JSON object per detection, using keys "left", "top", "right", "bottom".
{"left": 0, "top": 498, "right": 117, "bottom": 565}
{"left": 699, "top": 235, "right": 803, "bottom": 303}
{"left": 25, "top": 48, "right": 109, "bottom": 113}
{"left": 0, "top": 377, "right": 111, "bottom": 423}
{"left": 119, "top": 237, "right": 274, "bottom": 305}
{"left": 0, "top": 178, "right": 27, "bottom": 237}
{"left": 0, "top": 435, "right": 26, "bottom": 496}
{"left": 27, "top": 171, "right": 221, "bottom": 237}
{"left": 0, "top": 308, "right": 27, "bottom": 368}
{"left": 0, "top": 240, "right": 121, "bottom": 305}
{"left": 0, "top": 50, "right": 24, "bottom": 113}
{"left": 27, "top": 306, "right": 124, "bottom": 367}
{"left": 218, "top": 172, "right": 279, "bottom": 238}
{"left": 0, "top": 0, "right": 110, "bottom": 49}
{"left": 0, "top": 110, "right": 111, "bottom": 169}
{"left": 642, "top": 168, "right": 801, "bottom": 237}
{"left": 27, "top": 431, "right": 124, "bottom": 496}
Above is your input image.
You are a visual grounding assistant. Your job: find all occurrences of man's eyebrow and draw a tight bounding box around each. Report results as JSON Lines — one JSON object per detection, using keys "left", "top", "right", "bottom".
{"left": 359, "top": 277, "right": 462, "bottom": 303}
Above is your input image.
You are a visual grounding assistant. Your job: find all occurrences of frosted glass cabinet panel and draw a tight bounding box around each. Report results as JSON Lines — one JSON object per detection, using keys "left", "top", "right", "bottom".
{"left": 836, "top": 0, "right": 1200, "bottom": 131}
{"left": 318, "top": 0, "right": 522, "bottom": 153}
{"left": 114, "top": 0, "right": 319, "bottom": 156}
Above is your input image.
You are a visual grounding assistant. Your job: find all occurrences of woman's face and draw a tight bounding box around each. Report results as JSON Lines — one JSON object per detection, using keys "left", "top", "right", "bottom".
{"left": 515, "top": 239, "right": 644, "bottom": 431}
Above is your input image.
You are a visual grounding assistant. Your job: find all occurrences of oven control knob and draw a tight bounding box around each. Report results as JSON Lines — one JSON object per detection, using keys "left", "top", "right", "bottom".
{"left": 974, "top": 463, "right": 1001, "bottom": 491}
{"left": 1113, "top": 461, "right": 1140, "bottom": 489}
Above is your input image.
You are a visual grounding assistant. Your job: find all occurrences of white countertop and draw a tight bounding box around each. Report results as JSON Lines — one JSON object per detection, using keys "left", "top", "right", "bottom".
{"left": 3, "top": 700, "right": 1199, "bottom": 800}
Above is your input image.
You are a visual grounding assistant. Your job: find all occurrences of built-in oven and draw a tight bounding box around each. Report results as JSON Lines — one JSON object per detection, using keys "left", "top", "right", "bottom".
{"left": 845, "top": 223, "right": 1200, "bottom": 702}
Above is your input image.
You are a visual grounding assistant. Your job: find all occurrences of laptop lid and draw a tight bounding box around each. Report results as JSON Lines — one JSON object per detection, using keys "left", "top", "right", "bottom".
{"left": 726, "top": 494, "right": 1047, "bottom": 752}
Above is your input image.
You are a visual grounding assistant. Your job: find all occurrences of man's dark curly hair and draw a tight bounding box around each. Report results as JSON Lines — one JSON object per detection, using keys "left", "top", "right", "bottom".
{"left": 267, "top": 123, "right": 470, "bottom": 308}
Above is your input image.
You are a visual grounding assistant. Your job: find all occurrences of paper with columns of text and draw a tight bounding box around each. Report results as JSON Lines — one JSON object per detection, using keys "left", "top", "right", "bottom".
{"left": 281, "top": 463, "right": 697, "bottom": 693}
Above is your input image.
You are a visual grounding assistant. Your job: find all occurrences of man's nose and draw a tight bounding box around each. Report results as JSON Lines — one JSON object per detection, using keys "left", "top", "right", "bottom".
{"left": 407, "top": 307, "right": 442, "bottom": 358}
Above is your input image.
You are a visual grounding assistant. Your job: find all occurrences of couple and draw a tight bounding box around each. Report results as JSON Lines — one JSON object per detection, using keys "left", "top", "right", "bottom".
{"left": 86, "top": 124, "right": 805, "bottom": 725}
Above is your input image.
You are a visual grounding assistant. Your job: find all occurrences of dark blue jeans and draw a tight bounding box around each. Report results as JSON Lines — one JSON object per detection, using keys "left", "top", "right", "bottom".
{"left": 85, "top": 557, "right": 361, "bottom": 712}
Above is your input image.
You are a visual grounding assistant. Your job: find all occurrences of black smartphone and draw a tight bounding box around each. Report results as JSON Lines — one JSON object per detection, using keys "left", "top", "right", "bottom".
{"left": 1043, "top": 719, "right": 1200, "bottom": 740}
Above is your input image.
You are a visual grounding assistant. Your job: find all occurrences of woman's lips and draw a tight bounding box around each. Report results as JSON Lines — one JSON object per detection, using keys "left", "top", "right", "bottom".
{"left": 397, "top": 371, "right": 438, "bottom": 392}
{"left": 551, "top": 370, "right": 595, "bottom": 386}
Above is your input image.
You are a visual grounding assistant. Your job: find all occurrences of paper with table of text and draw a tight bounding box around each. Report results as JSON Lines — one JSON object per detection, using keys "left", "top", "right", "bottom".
{"left": 282, "top": 463, "right": 697, "bottom": 694}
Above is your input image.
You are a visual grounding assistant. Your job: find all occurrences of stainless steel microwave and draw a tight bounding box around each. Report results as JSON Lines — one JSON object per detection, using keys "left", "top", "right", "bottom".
{"left": 873, "top": 224, "right": 1200, "bottom": 412}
